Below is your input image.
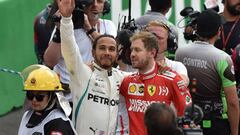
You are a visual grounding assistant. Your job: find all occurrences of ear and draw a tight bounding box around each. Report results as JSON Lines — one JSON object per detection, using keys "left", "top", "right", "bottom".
{"left": 151, "top": 48, "right": 158, "bottom": 58}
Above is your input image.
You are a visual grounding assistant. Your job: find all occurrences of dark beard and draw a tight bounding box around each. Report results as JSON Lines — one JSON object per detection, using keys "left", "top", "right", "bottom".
{"left": 226, "top": 2, "right": 240, "bottom": 16}
{"left": 95, "top": 58, "right": 115, "bottom": 69}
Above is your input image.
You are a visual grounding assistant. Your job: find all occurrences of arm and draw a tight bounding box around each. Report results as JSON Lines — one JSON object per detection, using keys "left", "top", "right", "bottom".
{"left": 83, "top": 14, "right": 101, "bottom": 40}
{"left": 217, "top": 56, "right": 239, "bottom": 135}
{"left": 43, "top": 8, "right": 62, "bottom": 68}
{"left": 174, "top": 61, "right": 189, "bottom": 86}
{"left": 57, "top": 0, "right": 91, "bottom": 82}
{"left": 179, "top": 74, "right": 189, "bottom": 87}
{"left": 43, "top": 40, "right": 62, "bottom": 69}
{"left": 224, "top": 85, "right": 239, "bottom": 135}
{"left": 171, "top": 74, "right": 192, "bottom": 116}
{"left": 84, "top": 17, "right": 117, "bottom": 40}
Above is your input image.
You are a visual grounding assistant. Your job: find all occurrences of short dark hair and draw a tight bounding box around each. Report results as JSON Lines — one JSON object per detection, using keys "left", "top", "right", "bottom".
{"left": 92, "top": 34, "right": 116, "bottom": 50}
{"left": 149, "top": 0, "right": 172, "bottom": 12}
{"left": 196, "top": 9, "right": 223, "bottom": 39}
{"left": 144, "top": 103, "right": 180, "bottom": 135}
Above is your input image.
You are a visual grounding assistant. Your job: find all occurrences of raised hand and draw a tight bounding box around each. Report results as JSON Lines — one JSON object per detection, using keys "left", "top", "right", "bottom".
{"left": 56, "top": 0, "right": 75, "bottom": 17}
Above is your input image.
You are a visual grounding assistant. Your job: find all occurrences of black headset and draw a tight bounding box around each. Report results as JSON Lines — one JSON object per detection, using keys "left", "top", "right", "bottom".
{"left": 167, "top": 27, "right": 178, "bottom": 54}
{"left": 147, "top": 22, "right": 178, "bottom": 54}
{"left": 103, "top": 0, "right": 111, "bottom": 15}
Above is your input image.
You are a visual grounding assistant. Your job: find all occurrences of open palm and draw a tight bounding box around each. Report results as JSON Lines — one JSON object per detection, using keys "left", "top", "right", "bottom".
{"left": 56, "top": 0, "right": 75, "bottom": 17}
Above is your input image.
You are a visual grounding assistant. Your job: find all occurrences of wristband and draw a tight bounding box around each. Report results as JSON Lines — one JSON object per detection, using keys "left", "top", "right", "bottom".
{"left": 87, "top": 28, "right": 96, "bottom": 35}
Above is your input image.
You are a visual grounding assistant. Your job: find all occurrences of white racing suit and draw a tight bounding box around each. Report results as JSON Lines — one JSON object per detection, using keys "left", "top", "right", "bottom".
{"left": 60, "top": 16, "right": 126, "bottom": 135}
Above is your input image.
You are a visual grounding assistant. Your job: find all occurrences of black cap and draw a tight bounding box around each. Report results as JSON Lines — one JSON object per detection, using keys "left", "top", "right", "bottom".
{"left": 196, "top": 9, "right": 223, "bottom": 38}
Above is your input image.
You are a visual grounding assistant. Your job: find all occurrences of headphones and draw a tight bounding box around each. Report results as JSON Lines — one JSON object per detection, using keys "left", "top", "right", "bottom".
{"left": 145, "top": 21, "right": 178, "bottom": 54}
{"left": 167, "top": 27, "right": 178, "bottom": 54}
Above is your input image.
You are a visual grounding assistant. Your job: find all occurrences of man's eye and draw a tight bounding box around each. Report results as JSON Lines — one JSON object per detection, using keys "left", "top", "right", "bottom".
{"left": 109, "top": 47, "right": 116, "bottom": 52}
{"left": 99, "top": 47, "right": 106, "bottom": 50}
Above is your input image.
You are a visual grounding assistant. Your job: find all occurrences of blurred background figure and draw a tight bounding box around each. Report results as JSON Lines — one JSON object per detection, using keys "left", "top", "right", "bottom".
{"left": 34, "top": 3, "right": 54, "bottom": 64}
{"left": 176, "top": 9, "right": 239, "bottom": 135}
{"left": 215, "top": 0, "right": 240, "bottom": 90}
{"left": 144, "top": 103, "right": 182, "bottom": 135}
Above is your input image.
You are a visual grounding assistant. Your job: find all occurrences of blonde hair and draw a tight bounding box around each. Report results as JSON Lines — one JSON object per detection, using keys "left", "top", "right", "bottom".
{"left": 146, "top": 20, "right": 170, "bottom": 32}
{"left": 130, "top": 31, "right": 159, "bottom": 53}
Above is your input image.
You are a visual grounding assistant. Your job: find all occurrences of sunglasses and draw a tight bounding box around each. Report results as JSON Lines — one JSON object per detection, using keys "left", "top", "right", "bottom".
{"left": 26, "top": 92, "right": 48, "bottom": 102}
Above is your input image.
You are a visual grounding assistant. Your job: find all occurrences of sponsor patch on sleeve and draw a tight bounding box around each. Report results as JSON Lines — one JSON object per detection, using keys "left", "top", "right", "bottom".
{"left": 177, "top": 80, "right": 186, "bottom": 90}
{"left": 162, "top": 71, "right": 176, "bottom": 78}
{"left": 185, "top": 95, "right": 192, "bottom": 105}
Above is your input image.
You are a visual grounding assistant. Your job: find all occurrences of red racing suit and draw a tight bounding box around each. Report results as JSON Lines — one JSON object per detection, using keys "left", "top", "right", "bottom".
{"left": 120, "top": 64, "right": 192, "bottom": 135}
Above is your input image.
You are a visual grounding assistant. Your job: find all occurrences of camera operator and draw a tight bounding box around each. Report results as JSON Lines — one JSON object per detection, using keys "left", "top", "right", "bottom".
{"left": 176, "top": 9, "right": 239, "bottom": 135}
{"left": 144, "top": 103, "right": 183, "bottom": 135}
{"left": 43, "top": 0, "right": 116, "bottom": 96}
{"left": 135, "top": 0, "right": 178, "bottom": 59}
{"left": 215, "top": 0, "right": 240, "bottom": 92}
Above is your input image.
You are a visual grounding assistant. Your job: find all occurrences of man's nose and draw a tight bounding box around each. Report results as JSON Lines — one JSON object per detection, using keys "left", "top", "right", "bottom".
{"left": 104, "top": 48, "right": 111, "bottom": 54}
{"left": 130, "top": 50, "right": 135, "bottom": 57}
{"left": 92, "top": 0, "right": 97, "bottom": 6}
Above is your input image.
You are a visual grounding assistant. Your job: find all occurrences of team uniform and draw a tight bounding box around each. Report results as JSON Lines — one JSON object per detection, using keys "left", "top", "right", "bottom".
{"left": 116, "top": 58, "right": 188, "bottom": 135}
{"left": 18, "top": 108, "right": 75, "bottom": 135}
{"left": 176, "top": 41, "right": 236, "bottom": 135}
{"left": 60, "top": 16, "right": 126, "bottom": 135}
{"left": 119, "top": 63, "right": 191, "bottom": 135}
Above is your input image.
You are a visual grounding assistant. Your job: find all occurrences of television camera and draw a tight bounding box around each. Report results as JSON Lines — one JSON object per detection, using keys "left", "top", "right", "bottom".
{"left": 178, "top": 7, "right": 201, "bottom": 41}
{"left": 178, "top": 1, "right": 220, "bottom": 42}
{"left": 49, "top": 0, "right": 110, "bottom": 29}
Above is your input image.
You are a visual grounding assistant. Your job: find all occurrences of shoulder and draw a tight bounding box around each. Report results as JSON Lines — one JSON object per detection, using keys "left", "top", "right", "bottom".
{"left": 166, "top": 59, "right": 188, "bottom": 75}
{"left": 112, "top": 68, "right": 129, "bottom": 75}
{"left": 122, "top": 72, "right": 138, "bottom": 81}
{"left": 160, "top": 70, "right": 177, "bottom": 80}
{"left": 159, "top": 69, "right": 187, "bottom": 90}
{"left": 175, "top": 46, "right": 190, "bottom": 56}
{"left": 112, "top": 68, "right": 133, "bottom": 81}
{"left": 166, "top": 58, "right": 185, "bottom": 67}
{"left": 211, "top": 47, "right": 231, "bottom": 59}
{"left": 44, "top": 118, "right": 74, "bottom": 135}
